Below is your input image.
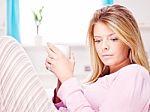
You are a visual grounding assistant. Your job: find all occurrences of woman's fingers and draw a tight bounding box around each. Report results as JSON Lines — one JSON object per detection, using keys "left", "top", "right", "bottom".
{"left": 47, "top": 42, "right": 60, "bottom": 55}
{"left": 45, "top": 42, "right": 75, "bottom": 82}
{"left": 46, "top": 47, "right": 56, "bottom": 59}
{"left": 45, "top": 57, "right": 52, "bottom": 70}
{"left": 45, "top": 61, "right": 51, "bottom": 70}
{"left": 46, "top": 56, "right": 55, "bottom": 65}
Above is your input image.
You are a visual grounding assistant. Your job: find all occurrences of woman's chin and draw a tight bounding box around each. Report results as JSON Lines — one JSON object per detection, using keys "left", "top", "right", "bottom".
{"left": 102, "top": 61, "right": 114, "bottom": 66}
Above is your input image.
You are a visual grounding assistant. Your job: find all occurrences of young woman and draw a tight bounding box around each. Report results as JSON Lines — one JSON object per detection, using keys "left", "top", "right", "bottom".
{"left": 45, "top": 4, "right": 150, "bottom": 111}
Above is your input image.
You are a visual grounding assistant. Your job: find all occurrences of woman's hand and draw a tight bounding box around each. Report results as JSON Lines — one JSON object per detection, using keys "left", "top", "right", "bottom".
{"left": 45, "top": 43, "right": 75, "bottom": 83}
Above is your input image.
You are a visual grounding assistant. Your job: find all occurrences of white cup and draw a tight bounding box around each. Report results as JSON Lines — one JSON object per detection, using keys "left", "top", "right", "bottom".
{"left": 54, "top": 44, "right": 70, "bottom": 58}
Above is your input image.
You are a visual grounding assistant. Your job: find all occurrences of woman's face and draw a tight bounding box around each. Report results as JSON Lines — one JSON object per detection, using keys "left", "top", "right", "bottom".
{"left": 94, "top": 22, "right": 129, "bottom": 67}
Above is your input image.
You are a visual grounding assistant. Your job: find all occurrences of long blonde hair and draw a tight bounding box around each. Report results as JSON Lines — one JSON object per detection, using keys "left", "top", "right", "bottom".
{"left": 87, "top": 4, "right": 150, "bottom": 83}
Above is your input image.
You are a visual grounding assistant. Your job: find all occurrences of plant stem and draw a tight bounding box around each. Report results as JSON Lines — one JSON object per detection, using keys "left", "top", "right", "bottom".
{"left": 37, "top": 25, "right": 39, "bottom": 35}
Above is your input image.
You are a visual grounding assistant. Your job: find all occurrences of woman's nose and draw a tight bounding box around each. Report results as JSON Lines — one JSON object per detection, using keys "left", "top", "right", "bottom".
{"left": 102, "top": 40, "right": 109, "bottom": 51}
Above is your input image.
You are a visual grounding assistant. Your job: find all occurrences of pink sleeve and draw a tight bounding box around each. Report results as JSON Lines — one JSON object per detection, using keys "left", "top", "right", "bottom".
{"left": 58, "top": 65, "right": 150, "bottom": 112}
{"left": 58, "top": 78, "right": 95, "bottom": 111}
{"left": 52, "top": 87, "right": 68, "bottom": 110}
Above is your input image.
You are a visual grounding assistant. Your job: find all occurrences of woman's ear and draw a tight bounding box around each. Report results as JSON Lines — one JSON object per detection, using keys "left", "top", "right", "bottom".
{"left": 128, "top": 48, "right": 134, "bottom": 64}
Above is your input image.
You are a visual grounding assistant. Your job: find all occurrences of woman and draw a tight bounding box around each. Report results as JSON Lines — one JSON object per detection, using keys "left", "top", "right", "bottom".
{"left": 45, "top": 4, "right": 150, "bottom": 111}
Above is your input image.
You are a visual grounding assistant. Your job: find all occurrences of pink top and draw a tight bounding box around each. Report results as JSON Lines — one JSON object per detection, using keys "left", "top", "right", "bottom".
{"left": 56, "top": 64, "right": 150, "bottom": 112}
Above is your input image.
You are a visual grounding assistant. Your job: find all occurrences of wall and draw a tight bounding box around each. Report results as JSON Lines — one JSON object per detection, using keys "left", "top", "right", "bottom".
{"left": 0, "top": 0, "right": 6, "bottom": 35}
{"left": 114, "top": 0, "right": 150, "bottom": 26}
{"left": 1, "top": 0, "right": 150, "bottom": 52}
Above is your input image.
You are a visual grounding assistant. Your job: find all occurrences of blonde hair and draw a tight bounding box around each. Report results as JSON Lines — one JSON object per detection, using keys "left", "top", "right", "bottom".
{"left": 87, "top": 4, "right": 150, "bottom": 83}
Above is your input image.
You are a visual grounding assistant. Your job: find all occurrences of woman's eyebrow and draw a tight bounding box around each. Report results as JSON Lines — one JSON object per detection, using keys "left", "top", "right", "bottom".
{"left": 107, "top": 33, "right": 116, "bottom": 37}
{"left": 94, "top": 33, "right": 115, "bottom": 38}
{"left": 94, "top": 35, "right": 103, "bottom": 38}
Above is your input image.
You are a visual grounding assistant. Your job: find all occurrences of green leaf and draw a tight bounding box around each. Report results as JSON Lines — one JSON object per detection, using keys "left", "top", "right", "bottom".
{"left": 32, "top": 6, "right": 44, "bottom": 25}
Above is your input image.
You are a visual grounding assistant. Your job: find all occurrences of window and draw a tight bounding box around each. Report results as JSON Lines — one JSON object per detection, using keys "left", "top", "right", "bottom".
{"left": 20, "top": 0, "right": 102, "bottom": 45}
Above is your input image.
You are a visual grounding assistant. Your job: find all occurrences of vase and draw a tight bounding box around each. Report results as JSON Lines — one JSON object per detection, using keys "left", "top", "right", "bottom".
{"left": 34, "top": 35, "right": 43, "bottom": 46}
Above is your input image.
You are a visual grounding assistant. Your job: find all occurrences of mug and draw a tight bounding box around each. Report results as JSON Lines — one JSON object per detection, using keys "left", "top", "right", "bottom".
{"left": 54, "top": 44, "right": 70, "bottom": 58}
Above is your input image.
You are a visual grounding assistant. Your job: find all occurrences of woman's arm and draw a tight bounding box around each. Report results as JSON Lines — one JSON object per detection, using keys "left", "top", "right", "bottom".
{"left": 57, "top": 65, "right": 150, "bottom": 112}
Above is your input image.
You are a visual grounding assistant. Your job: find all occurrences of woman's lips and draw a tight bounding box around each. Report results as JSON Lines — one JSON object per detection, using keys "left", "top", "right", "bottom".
{"left": 102, "top": 54, "right": 113, "bottom": 58}
{"left": 102, "top": 54, "right": 113, "bottom": 56}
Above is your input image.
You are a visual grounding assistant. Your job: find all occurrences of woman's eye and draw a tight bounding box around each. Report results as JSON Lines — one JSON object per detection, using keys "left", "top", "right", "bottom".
{"left": 110, "top": 38, "right": 118, "bottom": 41}
{"left": 94, "top": 40, "right": 102, "bottom": 43}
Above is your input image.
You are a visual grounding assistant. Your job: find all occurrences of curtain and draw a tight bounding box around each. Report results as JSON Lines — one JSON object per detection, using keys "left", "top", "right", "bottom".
{"left": 102, "top": 0, "right": 114, "bottom": 5}
{"left": 7, "top": 0, "right": 21, "bottom": 42}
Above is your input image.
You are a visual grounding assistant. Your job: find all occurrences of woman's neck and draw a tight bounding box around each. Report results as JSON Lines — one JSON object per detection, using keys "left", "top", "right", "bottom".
{"left": 109, "top": 58, "right": 131, "bottom": 74}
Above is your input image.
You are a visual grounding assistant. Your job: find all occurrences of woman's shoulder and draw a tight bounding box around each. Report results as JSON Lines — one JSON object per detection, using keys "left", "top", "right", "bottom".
{"left": 119, "top": 64, "right": 149, "bottom": 74}
{"left": 117, "top": 64, "right": 150, "bottom": 81}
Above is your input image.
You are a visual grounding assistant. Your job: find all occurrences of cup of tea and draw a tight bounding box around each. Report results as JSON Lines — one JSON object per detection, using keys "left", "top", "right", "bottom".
{"left": 54, "top": 44, "right": 70, "bottom": 58}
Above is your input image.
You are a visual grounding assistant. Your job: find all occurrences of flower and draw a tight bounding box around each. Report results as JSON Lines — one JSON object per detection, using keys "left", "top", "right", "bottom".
{"left": 32, "top": 6, "right": 44, "bottom": 35}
